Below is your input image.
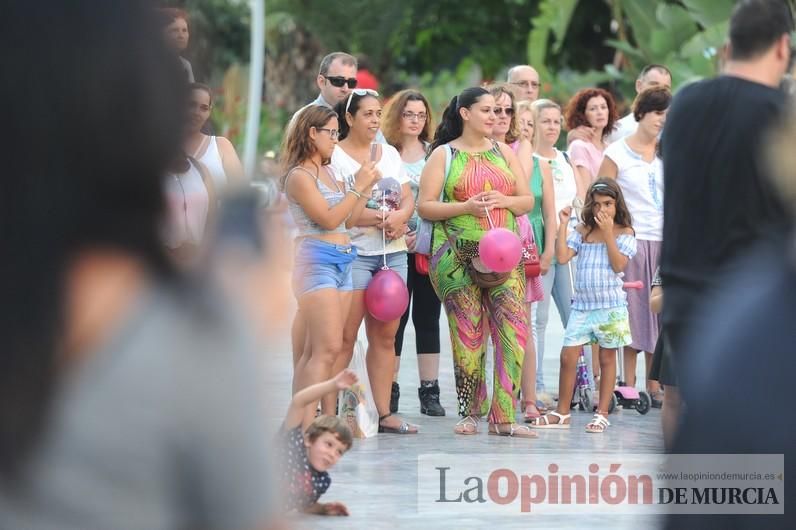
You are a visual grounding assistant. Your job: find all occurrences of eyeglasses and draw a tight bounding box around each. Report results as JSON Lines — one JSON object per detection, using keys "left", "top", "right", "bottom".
{"left": 316, "top": 127, "right": 339, "bottom": 139}
{"left": 402, "top": 111, "right": 427, "bottom": 122}
{"left": 345, "top": 89, "right": 379, "bottom": 115}
{"left": 494, "top": 107, "right": 514, "bottom": 117}
{"left": 323, "top": 75, "right": 358, "bottom": 89}
{"left": 511, "top": 80, "right": 541, "bottom": 89}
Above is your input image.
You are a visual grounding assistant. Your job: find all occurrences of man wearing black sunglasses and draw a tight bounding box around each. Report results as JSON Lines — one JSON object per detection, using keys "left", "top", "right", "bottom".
{"left": 289, "top": 52, "right": 358, "bottom": 131}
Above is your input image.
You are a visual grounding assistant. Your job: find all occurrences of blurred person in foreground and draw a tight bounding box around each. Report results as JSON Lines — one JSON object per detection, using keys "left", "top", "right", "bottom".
{"left": 663, "top": 106, "right": 796, "bottom": 530}
{"left": 0, "top": 2, "right": 278, "bottom": 529}
{"left": 660, "top": 0, "right": 792, "bottom": 413}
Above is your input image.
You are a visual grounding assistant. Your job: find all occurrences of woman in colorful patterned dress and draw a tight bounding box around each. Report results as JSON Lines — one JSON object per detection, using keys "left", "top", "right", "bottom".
{"left": 417, "top": 87, "right": 535, "bottom": 438}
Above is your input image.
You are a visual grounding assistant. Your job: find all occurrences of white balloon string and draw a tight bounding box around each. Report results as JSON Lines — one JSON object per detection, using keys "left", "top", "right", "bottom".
{"left": 484, "top": 206, "right": 495, "bottom": 229}
{"left": 382, "top": 191, "right": 387, "bottom": 269}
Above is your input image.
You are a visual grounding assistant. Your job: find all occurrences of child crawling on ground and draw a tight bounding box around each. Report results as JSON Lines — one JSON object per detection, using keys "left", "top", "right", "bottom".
{"left": 279, "top": 369, "right": 357, "bottom": 516}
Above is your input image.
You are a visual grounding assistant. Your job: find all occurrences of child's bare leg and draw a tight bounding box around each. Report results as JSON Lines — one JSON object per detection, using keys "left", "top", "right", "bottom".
{"left": 623, "top": 346, "right": 639, "bottom": 387}
{"left": 597, "top": 347, "right": 617, "bottom": 413}
{"left": 555, "top": 346, "right": 582, "bottom": 415}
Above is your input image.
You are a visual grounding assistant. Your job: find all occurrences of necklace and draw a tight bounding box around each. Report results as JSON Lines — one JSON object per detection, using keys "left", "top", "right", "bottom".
{"left": 173, "top": 172, "right": 196, "bottom": 244}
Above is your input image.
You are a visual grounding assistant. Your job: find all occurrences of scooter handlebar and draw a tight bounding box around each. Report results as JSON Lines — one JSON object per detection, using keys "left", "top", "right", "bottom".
{"left": 622, "top": 281, "right": 644, "bottom": 290}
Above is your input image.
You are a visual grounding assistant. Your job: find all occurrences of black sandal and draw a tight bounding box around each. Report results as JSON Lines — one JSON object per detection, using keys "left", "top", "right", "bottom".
{"left": 378, "top": 413, "right": 418, "bottom": 434}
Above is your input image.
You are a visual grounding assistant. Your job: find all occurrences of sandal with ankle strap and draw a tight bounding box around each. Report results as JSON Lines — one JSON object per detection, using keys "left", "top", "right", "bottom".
{"left": 585, "top": 413, "right": 610, "bottom": 433}
{"left": 454, "top": 415, "right": 479, "bottom": 435}
{"left": 530, "top": 411, "right": 571, "bottom": 429}
{"left": 489, "top": 423, "right": 538, "bottom": 438}
{"left": 378, "top": 413, "right": 418, "bottom": 434}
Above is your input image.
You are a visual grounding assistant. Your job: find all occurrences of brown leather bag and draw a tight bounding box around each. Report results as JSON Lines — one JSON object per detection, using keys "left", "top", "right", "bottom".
{"left": 441, "top": 223, "right": 510, "bottom": 289}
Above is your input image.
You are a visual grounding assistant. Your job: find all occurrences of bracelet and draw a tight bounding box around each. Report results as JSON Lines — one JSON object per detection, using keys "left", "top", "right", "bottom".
{"left": 347, "top": 188, "right": 363, "bottom": 199}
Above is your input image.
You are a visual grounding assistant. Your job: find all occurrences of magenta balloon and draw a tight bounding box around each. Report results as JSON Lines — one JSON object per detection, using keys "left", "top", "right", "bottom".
{"left": 365, "top": 268, "right": 409, "bottom": 322}
{"left": 478, "top": 228, "right": 522, "bottom": 273}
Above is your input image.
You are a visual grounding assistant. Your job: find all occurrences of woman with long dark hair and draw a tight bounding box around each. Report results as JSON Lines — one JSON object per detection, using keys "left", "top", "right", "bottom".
{"left": 0, "top": 3, "right": 274, "bottom": 527}
{"left": 417, "top": 87, "right": 534, "bottom": 438}
{"left": 185, "top": 83, "right": 245, "bottom": 189}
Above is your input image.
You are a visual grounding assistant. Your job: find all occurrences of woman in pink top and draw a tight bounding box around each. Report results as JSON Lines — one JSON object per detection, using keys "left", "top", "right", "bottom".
{"left": 564, "top": 88, "right": 619, "bottom": 183}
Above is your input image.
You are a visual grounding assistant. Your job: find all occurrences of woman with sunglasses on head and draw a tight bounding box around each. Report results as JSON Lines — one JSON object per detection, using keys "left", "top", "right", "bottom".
{"left": 597, "top": 87, "right": 671, "bottom": 407}
{"left": 331, "top": 89, "right": 418, "bottom": 434}
{"left": 282, "top": 105, "right": 380, "bottom": 427}
{"left": 530, "top": 99, "right": 588, "bottom": 402}
{"left": 418, "top": 87, "right": 534, "bottom": 438}
{"left": 184, "top": 83, "right": 245, "bottom": 191}
{"left": 382, "top": 89, "right": 445, "bottom": 417}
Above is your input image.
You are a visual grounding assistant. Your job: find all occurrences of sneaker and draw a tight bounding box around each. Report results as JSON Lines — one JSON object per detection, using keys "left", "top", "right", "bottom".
{"left": 418, "top": 381, "right": 446, "bottom": 416}
{"left": 390, "top": 381, "right": 400, "bottom": 413}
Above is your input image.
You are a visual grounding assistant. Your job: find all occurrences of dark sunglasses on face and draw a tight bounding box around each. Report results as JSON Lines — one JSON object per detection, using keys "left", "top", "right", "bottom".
{"left": 324, "top": 75, "right": 358, "bottom": 89}
{"left": 494, "top": 107, "right": 514, "bottom": 117}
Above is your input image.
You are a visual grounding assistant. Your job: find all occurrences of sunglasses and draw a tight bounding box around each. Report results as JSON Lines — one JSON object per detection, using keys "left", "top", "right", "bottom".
{"left": 345, "top": 89, "right": 380, "bottom": 114}
{"left": 324, "top": 75, "right": 358, "bottom": 89}
{"left": 494, "top": 107, "right": 514, "bottom": 117}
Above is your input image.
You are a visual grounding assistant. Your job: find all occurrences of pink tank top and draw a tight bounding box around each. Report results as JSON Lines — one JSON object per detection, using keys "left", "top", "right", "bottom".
{"left": 163, "top": 160, "right": 210, "bottom": 249}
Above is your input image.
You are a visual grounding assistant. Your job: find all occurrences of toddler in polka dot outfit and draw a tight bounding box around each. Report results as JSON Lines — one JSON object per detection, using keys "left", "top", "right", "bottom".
{"left": 279, "top": 369, "right": 356, "bottom": 516}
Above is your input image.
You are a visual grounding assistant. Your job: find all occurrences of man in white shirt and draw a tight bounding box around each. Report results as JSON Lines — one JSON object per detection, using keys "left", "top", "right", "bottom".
{"left": 507, "top": 65, "right": 541, "bottom": 102}
{"left": 606, "top": 64, "right": 672, "bottom": 143}
{"left": 567, "top": 64, "right": 672, "bottom": 146}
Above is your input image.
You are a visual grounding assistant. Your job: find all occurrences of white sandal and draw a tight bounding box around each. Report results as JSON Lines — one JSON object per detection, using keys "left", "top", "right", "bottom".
{"left": 585, "top": 413, "right": 610, "bottom": 433}
{"left": 454, "top": 415, "right": 479, "bottom": 435}
{"left": 489, "top": 423, "right": 538, "bottom": 438}
{"left": 530, "top": 411, "right": 571, "bottom": 429}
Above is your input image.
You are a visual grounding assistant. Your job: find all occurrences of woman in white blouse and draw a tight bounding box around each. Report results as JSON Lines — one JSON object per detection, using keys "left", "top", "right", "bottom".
{"left": 597, "top": 87, "right": 671, "bottom": 405}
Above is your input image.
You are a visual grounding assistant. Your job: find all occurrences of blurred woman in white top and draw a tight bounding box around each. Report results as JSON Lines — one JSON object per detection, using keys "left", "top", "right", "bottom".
{"left": 597, "top": 86, "right": 671, "bottom": 401}
{"left": 184, "top": 83, "right": 245, "bottom": 190}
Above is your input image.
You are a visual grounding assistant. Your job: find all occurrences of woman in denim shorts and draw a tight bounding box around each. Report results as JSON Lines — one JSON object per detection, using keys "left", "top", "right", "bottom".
{"left": 330, "top": 90, "right": 418, "bottom": 434}
{"left": 282, "top": 105, "right": 380, "bottom": 428}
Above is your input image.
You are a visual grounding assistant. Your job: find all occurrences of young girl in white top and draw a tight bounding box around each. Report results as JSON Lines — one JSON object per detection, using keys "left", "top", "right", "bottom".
{"left": 597, "top": 86, "right": 671, "bottom": 403}
{"left": 330, "top": 90, "right": 418, "bottom": 435}
{"left": 184, "top": 83, "right": 245, "bottom": 190}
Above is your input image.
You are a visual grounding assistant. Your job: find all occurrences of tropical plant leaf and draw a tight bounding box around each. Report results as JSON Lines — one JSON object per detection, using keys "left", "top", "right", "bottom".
{"left": 679, "top": 0, "right": 735, "bottom": 28}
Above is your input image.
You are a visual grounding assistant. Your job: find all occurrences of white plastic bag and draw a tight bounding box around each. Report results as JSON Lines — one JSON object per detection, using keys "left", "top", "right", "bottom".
{"left": 338, "top": 340, "right": 379, "bottom": 438}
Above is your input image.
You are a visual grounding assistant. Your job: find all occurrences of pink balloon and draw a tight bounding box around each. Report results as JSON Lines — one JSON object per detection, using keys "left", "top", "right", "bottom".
{"left": 479, "top": 228, "right": 522, "bottom": 273}
{"left": 365, "top": 268, "right": 409, "bottom": 322}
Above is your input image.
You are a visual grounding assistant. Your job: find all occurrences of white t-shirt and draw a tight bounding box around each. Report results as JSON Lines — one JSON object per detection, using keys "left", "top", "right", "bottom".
{"left": 534, "top": 149, "right": 578, "bottom": 217}
{"left": 330, "top": 144, "right": 409, "bottom": 255}
{"left": 603, "top": 139, "right": 663, "bottom": 241}
{"left": 607, "top": 113, "right": 638, "bottom": 144}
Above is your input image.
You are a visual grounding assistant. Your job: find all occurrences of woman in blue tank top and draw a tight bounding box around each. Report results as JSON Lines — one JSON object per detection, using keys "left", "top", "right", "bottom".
{"left": 281, "top": 105, "right": 381, "bottom": 428}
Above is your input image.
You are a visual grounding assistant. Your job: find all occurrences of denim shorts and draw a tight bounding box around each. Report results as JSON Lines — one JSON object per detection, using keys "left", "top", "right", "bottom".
{"left": 292, "top": 238, "right": 355, "bottom": 297}
{"left": 351, "top": 251, "right": 408, "bottom": 290}
{"left": 563, "top": 306, "right": 632, "bottom": 349}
